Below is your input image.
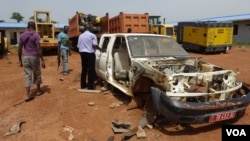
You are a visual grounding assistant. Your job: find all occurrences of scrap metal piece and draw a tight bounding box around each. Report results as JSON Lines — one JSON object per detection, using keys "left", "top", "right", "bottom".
{"left": 121, "top": 126, "right": 138, "bottom": 140}
{"left": 4, "top": 120, "right": 26, "bottom": 136}
{"left": 107, "top": 136, "right": 114, "bottom": 141}
{"left": 63, "top": 125, "right": 75, "bottom": 141}
{"left": 109, "top": 101, "right": 123, "bottom": 108}
{"left": 136, "top": 126, "right": 146, "bottom": 138}
{"left": 111, "top": 126, "right": 130, "bottom": 133}
{"left": 77, "top": 89, "right": 101, "bottom": 93}
{"left": 112, "top": 120, "right": 131, "bottom": 129}
{"left": 88, "top": 101, "right": 95, "bottom": 106}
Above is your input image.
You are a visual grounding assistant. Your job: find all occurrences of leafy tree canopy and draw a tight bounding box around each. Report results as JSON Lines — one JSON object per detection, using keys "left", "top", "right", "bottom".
{"left": 52, "top": 21, "right": 57, "bottom": 24}
{"left": 10, "top": 12, "right": 24, "bottom": 23}
{"left": 29, "top": 16, "right": 34, "bottom": 20}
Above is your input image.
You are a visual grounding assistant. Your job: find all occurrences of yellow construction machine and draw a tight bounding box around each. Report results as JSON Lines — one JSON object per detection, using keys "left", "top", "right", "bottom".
{"left": 149, "top": 16, "right": 176, "bottom": 40}
{"left": 34, "top": 10, "right": 58, "bottom": 50}
{"left": 0, "top": 32, "right": 9, "bottom": 57}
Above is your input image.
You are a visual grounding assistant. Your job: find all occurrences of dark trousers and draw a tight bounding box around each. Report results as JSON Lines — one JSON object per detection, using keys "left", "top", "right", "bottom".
{"left": 80, "top": 52, "right": 96, "bottom": 89}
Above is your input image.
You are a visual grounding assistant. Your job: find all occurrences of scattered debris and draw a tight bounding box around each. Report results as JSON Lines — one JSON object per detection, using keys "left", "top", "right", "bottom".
{"left": 121, "top": 114, "right": 156, "bottom": 139}
{"left": 175, "top": 123, "right": 193, "bottom": 130}
{"left": 138, "top": 113, "right": 155, "bottom": 128}
{"left": 4, "top": 120, "right": 26, "bottom": 136}
{"left": 100, "top": 87, "right": 108, "bottom": 92}
{"left": 136, "top": 126, "right": 146, "bottom": 138}
{"left": 111, "top": 126, "right": 130, "bottom": 133}
{"left": 121, "top": 126, "right": 138, "bottom": 139}
{"left": 111, "top": 119, "right": 131, "bottom": 133}
{"left": 146, "top": 124, "right": 153, "bottom": 129}
{"left": 107, "top": 136, "right": 115, "bottom": 141}
{"left": 63, "top": 125, "right": 75, "bottom": 141}
{"left": 112, "top": 119, "right": 131, "bottom": 129}
{"left": 103, "top": 91, "right": 111, "bottom": 95}
{"left": 138, "top": 117, "right": 148, "bottom": 128}
{"left": 152, "top": 133, "right": 161, "bottom": 138}
{"left": 77, "top": 89, "right": 101, "bottom": 93}
{"left": 109, "top": 101, "right": 123, "bottom": 108}
{"left": 88, "top": 101, "right": 95, "bottom": 106}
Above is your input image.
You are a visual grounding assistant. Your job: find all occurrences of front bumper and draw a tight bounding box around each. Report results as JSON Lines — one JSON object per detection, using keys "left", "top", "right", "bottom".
{"left": 151, "top": 84, "right": 250, "bottom": 124}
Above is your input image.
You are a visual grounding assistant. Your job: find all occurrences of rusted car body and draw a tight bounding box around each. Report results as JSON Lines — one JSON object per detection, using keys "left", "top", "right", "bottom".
{"left": 95, "top": 33, "right": 250, "bottom": 124}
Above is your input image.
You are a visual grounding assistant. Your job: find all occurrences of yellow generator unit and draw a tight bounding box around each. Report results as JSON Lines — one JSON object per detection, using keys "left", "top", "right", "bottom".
{"left": 176, "top": 21, "right": 233, "bottom": 53}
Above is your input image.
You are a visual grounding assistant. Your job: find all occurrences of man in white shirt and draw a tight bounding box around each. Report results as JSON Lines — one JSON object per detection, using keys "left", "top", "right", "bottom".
{"left": 77, "top": 25, "right": 100, "bottom": 90}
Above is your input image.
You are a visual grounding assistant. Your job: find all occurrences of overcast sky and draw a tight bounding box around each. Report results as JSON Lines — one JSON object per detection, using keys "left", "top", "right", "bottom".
{"left": 1, "top": 0, "right": 250, "bottom": 24}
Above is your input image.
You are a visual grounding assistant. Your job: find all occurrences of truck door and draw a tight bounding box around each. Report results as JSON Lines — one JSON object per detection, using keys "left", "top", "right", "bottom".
{"left": 95, "top": 35, "right": 111, "bottom": 80}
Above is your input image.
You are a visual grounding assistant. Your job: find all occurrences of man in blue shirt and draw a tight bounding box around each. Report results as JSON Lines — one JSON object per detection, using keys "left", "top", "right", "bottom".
{"left": 77, "top": 24, "right": 100, "bottom": 90}
{"left": 57, "top": 25, "right": 71, "bottom": 75}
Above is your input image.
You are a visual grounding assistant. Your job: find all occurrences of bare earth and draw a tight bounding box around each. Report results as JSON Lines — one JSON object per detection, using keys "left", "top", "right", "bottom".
{"left": 0, "top": 47, "right": 250, "bottom": 141}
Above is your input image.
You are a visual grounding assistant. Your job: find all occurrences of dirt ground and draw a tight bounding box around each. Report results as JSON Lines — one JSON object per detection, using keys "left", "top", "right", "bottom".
{"left": 0, "top": 47, "right": 250, "bottom": 141}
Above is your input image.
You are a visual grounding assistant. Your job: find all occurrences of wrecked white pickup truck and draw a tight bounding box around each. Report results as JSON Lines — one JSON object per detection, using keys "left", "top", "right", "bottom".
{"left": 95, "top": 33, "right": 250, "bottom": 124}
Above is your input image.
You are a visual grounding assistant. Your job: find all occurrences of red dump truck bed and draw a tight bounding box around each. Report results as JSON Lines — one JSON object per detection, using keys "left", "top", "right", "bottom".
{"left": 108, "top": 12, "right": 149, "bottom": 33}
{"left": 68, "top": 13, "right": 81, "bottom": 38}
{"left": 68, "top": 12, "right": 149, "bottom": 38}
{"left": 68, "top": 12, "right": 149, "bottom": 49}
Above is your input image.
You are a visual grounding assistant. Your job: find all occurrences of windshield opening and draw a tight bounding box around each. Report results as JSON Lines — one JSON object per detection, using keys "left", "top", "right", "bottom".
{"left": 127, "top": 35, "right": 189, "bottom": 57}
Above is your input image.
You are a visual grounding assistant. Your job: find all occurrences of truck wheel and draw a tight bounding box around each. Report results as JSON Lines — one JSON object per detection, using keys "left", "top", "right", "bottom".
{"left": 200, "top": 48, "right": 206, "bottom": 54}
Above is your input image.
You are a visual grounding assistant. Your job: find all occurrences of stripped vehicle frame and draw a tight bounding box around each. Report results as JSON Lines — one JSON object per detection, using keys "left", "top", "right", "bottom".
{"left": 95, "top": 33, "right": 250, "bottom": 124}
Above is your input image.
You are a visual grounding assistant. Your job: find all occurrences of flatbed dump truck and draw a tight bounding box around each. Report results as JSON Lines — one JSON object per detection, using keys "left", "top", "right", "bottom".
{"left": 34, "top": 10, "right": 58, "bottom": 50}
{"left": 176, "top": 21, "right": 233, "bottom": 53}
{"left": 68, "top": 11, "right": 149, "bottom": 50}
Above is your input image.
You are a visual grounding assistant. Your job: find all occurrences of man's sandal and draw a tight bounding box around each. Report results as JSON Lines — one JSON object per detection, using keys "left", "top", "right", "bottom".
{"left": 25, "top": 92, "right": 35, "bottom": 102}
{"left": 25, "top": 96, "right": 34, "bottom": 102}
{"left": 36, "top": 90, "right": 44, "bottom": 96}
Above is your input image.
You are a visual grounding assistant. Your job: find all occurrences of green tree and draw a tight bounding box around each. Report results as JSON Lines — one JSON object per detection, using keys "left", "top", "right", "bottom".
{"left": 52, "top": 20, "right": 57, "bottom": 24}
{"left": 10, "top": 12, "right": 24, "bottom": 23}
{"left": 29, "top": 16, "right": 34, "bottom": 20}
{"left": 0, "top": 20, "right": 5, "bottom": 22}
